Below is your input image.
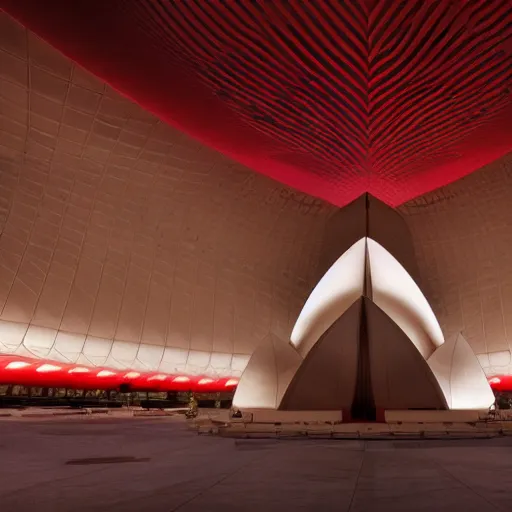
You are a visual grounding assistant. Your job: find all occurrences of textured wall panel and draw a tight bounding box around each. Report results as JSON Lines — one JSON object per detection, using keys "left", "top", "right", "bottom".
{"left": 401, "top": 153, "right": 512, "bottom": 376}
{"left": 0, "top": 13, "right": 332, "bottom": 374}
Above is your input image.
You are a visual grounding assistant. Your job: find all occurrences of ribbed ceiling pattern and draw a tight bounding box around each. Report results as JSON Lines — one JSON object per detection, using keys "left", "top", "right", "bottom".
{"left": 138, "top": 0, "right": 512, "bottom": 179}
{"left": 2, "top": 0, "right": 512, "bottom": 206}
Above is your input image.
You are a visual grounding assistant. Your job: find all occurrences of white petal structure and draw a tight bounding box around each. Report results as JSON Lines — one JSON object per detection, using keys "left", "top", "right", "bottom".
{"left": 367, "top": 238, "right": 444, "bottom": 359}
{"left": 280, "top": 297, "right": 447, "bottom": 412}
{"left": 428, "top": 333, "right": 494, "bottom": 410}
{"left": 290, "top": 238, "right": 366, "bottom": 357}
{"left": 233, "top": 333, "right": 302, "bottom": 410}
{"left": 239, "top": 235, "right": 491, "bottom": 412}
{"left": 291, "top": 237, "right": 443, "bottom": 360}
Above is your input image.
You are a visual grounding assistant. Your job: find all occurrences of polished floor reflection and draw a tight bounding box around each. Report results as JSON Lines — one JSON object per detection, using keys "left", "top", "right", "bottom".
{"left": 0, "top": 416, "right": 511, "bottom": 512}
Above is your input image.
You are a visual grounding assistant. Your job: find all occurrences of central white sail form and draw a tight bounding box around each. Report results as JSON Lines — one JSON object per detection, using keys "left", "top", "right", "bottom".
{"left": 291, "top": 237, "right": 443, "bottom": 359}
{"left": 290, "top": 238, "right": 366, "bottom": 357}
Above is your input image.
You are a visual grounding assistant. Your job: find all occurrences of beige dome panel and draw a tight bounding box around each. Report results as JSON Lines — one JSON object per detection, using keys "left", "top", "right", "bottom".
{"left": 428, "top": 333, "right": 494, "bottom": 410}
{"left": 232, "top": 333, "right": 302, "bottom": 410}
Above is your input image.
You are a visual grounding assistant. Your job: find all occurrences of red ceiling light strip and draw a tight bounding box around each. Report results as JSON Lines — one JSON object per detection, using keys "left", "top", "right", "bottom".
{"left": 486, "top": 376, "right": 512, "bottom": 393}
{"left": 0, "top": 355, "right": 238, "bottom": 393}
{"left": 0, "top": 354, "right": 510, "bottom": 394}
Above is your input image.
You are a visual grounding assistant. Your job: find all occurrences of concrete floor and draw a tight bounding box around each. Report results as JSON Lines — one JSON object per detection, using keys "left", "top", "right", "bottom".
{"left": 0, "top": 417, "right": 511, "bottom": 512}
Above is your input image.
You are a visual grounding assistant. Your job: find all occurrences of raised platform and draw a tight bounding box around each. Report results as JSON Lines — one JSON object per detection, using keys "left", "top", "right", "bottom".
{"left": 231, "top": 409, "right": 343, "bottom": 424}
{"left": 196, "top": 408, "right": 512, "bottom": 439}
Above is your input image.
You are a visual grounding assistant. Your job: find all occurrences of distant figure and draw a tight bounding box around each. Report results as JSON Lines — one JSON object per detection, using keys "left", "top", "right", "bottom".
{"left": 186, "top": 393, "right": 198, "bottom": 419}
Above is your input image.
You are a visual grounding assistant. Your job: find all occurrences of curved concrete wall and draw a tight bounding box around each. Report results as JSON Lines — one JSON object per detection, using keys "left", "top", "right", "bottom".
{"left": 1, "top": 13, "right": 512, "bottom": 382}
{"left": 0, "top": 13, "right": 332, "bottom": 375}
{"left": 400, "top": 153, "right": 512, "bottom": 377}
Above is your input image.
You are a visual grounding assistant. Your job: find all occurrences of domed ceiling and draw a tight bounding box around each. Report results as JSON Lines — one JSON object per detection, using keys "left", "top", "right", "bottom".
{"left": 1, "top": 3, "right": 512, "bottom": 390}
{"left": 3, "top": 0, "right": 512, "bottom": 206}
